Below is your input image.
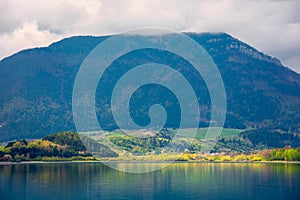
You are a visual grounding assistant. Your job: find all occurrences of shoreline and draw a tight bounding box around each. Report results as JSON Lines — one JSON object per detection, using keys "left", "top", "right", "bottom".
{"left": 1, "top": 160, "right": 300, "bottom": 165}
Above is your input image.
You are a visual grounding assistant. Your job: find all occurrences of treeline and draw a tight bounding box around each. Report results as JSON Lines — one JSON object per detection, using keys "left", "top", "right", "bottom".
{"left": 240, "top": 128, "right": 300, "bottom": 148}
{"left": 95, "top": 148, "right": 300, "bottom": 162}
{"left": 0, "top": 132, "right": 94, "bottom": 162}
{"left": 1, "top": 130, "right": 300, "bottom": 162}
{"left": 176, "top": 148, "right": 300, "bottom": 162}
{"left": 268, "top": 148, "right": 300, "bottom": 161}
{"left": 108, "top": 132, "right": 171, "bottom": 153}
{"left": 104, "top": 129, "right": 300, "bottom": 155}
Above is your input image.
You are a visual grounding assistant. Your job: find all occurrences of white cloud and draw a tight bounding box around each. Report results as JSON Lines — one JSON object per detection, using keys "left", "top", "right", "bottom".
{"left": 0, "top": 0, "right": 299, "bottom": 72}
{"left": 0, "top": 21, "right": 62, "bottom": 59}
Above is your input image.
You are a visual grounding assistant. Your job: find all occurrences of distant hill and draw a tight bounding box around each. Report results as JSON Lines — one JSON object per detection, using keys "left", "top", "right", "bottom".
{"left": 0, "top": 32, "right": 300, "bottom": 142}
{"left": 0, "top": 132, "right": 118, "bottom": 161}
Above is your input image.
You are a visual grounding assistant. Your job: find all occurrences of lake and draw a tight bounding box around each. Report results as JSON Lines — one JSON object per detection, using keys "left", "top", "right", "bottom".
{"left": 0, "top": 162, "right": 299, "bottom": 200}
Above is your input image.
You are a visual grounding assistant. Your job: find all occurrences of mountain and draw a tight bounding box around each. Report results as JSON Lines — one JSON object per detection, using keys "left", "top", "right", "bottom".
{"left": 0, "top": 32, "right": 300, "bottom": 142}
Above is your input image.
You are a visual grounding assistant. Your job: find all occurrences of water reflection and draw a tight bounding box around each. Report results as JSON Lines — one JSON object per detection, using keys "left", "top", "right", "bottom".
{"left": 0, "top": 162, "right": 299, "bottom": 200}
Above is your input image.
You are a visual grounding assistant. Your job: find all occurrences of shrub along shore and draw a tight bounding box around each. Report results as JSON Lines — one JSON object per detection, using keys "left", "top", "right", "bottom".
{"left": 1, "top": 131, "right": 299, "bottom": 162}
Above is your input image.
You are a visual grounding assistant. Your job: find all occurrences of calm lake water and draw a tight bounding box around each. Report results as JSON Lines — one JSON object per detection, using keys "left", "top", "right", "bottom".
{"left": 0, "top": 162, "right": 299, "bottom": 200}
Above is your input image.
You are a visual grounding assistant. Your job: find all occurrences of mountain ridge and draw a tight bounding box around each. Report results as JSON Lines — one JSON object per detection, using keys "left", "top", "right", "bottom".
{"left": 0, "top": 32, "right": 299, "bottom": 142}
{"left": 0, "top": 32, "right": 286, "bottom": 69}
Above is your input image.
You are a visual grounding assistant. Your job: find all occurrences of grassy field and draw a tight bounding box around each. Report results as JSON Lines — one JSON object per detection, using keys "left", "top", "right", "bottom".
{"left": 80, "top": 128, "right": 243, "bottom": 142}
{"left": 77, "top": 128, "right": 244, "bottom": 156}
{"left": 169, "top": 128, "right": 243, "bottom": 139}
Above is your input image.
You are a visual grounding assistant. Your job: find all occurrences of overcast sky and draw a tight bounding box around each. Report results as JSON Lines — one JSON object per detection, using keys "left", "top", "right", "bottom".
{"left": 1, "top": 0, "right": 299, "bottom": 72}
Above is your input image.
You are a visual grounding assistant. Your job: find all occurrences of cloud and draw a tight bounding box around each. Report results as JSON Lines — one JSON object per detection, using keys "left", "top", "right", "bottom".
{"left": 0, "top": 0, "right": 299, "bottom": 72}
{"left": 0, "top": 21, "right": 62, "bottom": 59}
